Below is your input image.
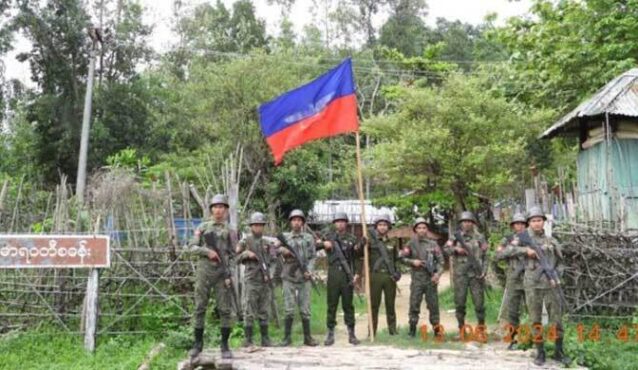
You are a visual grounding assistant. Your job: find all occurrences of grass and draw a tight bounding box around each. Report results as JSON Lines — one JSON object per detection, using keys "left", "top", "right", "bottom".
{"left": 0, "top": 330, "right": 183, "bottom": 370}
{"left": 561, "top": 318, "right": 638, "bottom": 370}
{"left": 439, "top": 284, "right": 505, "bottom": 325}
{"left": 0, "top": 283, "right": 366, "bottom": 369}
{"left": 371, "top": 328, "right": 465, "bottom": 350}
{"left": 4, "top": 281, "right": 636, "bottom": 370}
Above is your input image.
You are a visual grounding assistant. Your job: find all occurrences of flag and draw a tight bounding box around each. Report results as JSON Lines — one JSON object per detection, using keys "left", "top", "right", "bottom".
{"left": 258, "top": 58, "right": 359, "bottom": 164}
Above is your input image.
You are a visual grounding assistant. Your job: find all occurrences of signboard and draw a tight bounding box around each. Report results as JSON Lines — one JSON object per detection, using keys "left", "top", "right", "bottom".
{"left": 0, "top": 235, "right": 110, "bottom": 268}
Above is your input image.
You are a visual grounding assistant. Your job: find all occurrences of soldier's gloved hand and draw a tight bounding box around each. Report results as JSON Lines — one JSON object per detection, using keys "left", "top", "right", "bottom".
{"left": 412, "top": 260, "right": 423, "bottom": 268}
{"left": 323, "top": 241, "right": 333, "bottom": 250}
{"left": 303, "top": 271, "right": 312, "bottom": 280}
{"left": 454, "top": 247, "right": 467, "bottom": 255}
{"left": 207, "top": 250, "right": 220, "bottom": 261}
{"left": 224, "top": 278, "right": 232, "bottom": 288}
{"left": 353, "top": 274, "right": 360, "bottom": 285}
{"left": 526, "top": 248, "right": 537, "bottom": 259}
{"left": 246, "top": 250, "right": 257, "bottom": 260}
{"left": 446, "top": 240, "right": 455, "bottom": 248}
{"left": 431, "top": 274, "right": 440, "bottom": 284}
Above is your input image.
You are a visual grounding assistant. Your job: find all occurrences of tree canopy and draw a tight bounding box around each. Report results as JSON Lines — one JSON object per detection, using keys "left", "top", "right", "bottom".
{"left": 2, "top": 0, "right": 626, "bottom": 218}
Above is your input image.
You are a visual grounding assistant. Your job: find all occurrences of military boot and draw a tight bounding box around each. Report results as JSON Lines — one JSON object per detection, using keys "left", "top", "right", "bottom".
{"left": 302, "top": 319, "right": 318, "bottom": 346}
{"left": 220, "top": 327, "right": 233, "bottom": 359}
{"left": 242, "top": 325, "right": 253, "bottom": 347}
{"left": 279, "top": 317, "right": 293, "bottom": 347}
{"left": 388, "top": 321, "right": 398, "bottom": 335}
{"left": 260, "top": 321, "right": 271, "bottom": 347}
{"left": 455, "top": 320, "right": 465, "bottom": 341}
{"left": 347, "top": 325, "right": 360, "bottom": 345}
{"left": 533, "top": 343, "right": 546, "bottom": 366}
{"left": 408, "top": 320, "right": 417, "bottom": 338}
{"left": 324, "top": 327, "right": 335, "bottom": 346}
{"left": 552, "top": 338, "right": 571, "bottom": 365}
{"left": 188, "top": 328, "right": 204, "bottom": 358}
{"left": 507, "top": 331, "right": 518, "bottom": 350}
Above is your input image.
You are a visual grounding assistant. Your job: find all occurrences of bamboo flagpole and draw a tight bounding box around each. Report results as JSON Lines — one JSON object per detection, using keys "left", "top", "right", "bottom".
{"left": 355, "top": 131, "right": 375, "bottom": 341}
{"left": 256, "top": 57, "right": 372, "bottom": 337}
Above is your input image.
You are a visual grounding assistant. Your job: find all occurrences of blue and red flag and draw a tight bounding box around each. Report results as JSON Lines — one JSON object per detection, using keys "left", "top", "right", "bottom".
{"left": 258, "top": 58, "right": 359, "bottom": 165}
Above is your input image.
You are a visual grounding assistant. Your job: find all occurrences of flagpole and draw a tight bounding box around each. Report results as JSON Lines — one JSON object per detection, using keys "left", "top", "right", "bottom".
{"left": 355, "top": 131, "right": 374, "bottom": 342}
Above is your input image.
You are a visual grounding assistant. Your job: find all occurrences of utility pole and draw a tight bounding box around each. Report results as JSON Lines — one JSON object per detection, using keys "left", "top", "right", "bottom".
{"left": 75, "top": 27, "right": 102, "bottom": 204}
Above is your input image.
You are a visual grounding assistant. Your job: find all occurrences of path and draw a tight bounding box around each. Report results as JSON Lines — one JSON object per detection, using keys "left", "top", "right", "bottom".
{"left": 178, "top": 272, "right": 586, "bottom": 369}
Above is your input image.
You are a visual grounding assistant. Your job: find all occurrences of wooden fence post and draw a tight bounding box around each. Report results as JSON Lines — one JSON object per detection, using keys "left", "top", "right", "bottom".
{"left": 84, "top": 268, "right": 99, "bottom": 352}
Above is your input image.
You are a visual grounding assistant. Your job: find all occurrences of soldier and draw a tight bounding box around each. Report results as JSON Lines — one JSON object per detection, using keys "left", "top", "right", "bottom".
{"left": 188, "top": 194, "right": 237, "bottom": 359}
{"left": 236, "top": 212, "right": 275, "bottom": 347}
{"left": 445, "top": 211, "right": 489, "bottom": 336}
{"left": 277, "top": 209, "right": 323, "bottom": 347}
{"left": 367, "top": 214, "right": 401, "bottom": 336}
{"left": 495, "top": 213, "right": 528, "bottom": 350}
{"left": 523, "top": 206, "right": 570, "bottom": 366}
{"left": 319, "top": 212, "right": 361, "bottom": 346}
{"left": 400, "top": 217, "right": 444, "bottom": 338}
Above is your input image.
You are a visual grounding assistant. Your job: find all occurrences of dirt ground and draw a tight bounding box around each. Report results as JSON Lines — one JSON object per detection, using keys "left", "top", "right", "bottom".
{"left": 179, "top": 272, "right": 586, "bottom": 370}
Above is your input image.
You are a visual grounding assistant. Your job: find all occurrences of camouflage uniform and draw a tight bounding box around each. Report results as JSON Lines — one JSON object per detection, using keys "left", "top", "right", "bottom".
{"left": 280, "top": 230, "right": 317, "bottom": 320}
{"left": 523, "top": 217, "right": 568, "bottom": 365}
{"left": 367, "top": 217, "right": 400, "bottom": 335}
{"left": 187, "top": 194, "right": 237, "bottom": 359}
{"left": 320, "top": 213, "right": 361, "bottom": 345}
{"left": 401, "top": 231, "right": 444, "bottom": 336}
{"left": 495, "top": 214, "right": 528, "bottom": 347}
{"left": 237, "top": 228, "right": 275, "bottom": 346}
{"left": 189, "top": 220, "right": 237, "bottom": 330}
{"left": 445, "top": 213, "right": 489, "bottom": 329}
{"left": 325, "top": 231, "right": 359, "bottom": 329}
{"left": 497, "top": 234, "right": 526, "bottom": 323}
{"left": 278, "top": 209, "right": 320, "bottom": 347}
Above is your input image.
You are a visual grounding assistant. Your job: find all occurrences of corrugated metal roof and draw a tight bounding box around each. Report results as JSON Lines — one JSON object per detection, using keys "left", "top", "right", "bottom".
{"left": 541, "top": 68, "right": 638, "bottom": 139}
{"left": 308, "top": 200, "right": 397, "bottom": 224}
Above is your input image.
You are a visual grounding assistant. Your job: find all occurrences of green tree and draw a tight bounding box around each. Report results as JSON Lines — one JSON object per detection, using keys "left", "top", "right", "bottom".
{"left": 424, "top": 17, "right": 507, "bottom": 69}
{"left": 493, "top": 0, "right": 638, "bottom": 109}
{"left": 173, "top": 0, "right": 267, "bottom": 63}
{"left": 378, "top": 0, "right": 428, "bottom": 57}
{"left": 147, "top": 52, "right": 353, "bottom": 218}
{"left": 273, "top": 17, "right": 296, "bottom": 50}
{"left": 362, "top": 74, "right": 554, "bottom": 211}
{"left": 1, "top": 0, "right": 156, "bottom": 183}
{"left": 10, "top": 0, "right": 92, "bottom": 183}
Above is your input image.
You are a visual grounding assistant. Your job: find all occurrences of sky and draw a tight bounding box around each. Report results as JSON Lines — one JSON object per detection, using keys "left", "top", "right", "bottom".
{"left": 2, "top": 0, "right": 533, "bottom": 84}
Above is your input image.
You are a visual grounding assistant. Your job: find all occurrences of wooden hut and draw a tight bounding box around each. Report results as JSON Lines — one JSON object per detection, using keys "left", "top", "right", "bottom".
{"left": 541, "top": 68, "right": 638, "bottom": 231}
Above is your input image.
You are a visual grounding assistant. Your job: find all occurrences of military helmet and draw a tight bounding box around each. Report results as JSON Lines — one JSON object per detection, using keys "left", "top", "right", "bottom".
{"left": 526, "top": 206, "right": 546, "bottom": 222}
{"left": 209, "top": 194, "right": 229, "bottom": 208}
{"left": 510, "top": 213, "right": 527, "bottom": 226}
{"left": 332, "top": 212, "right": 349, "bottom": 223}
{"left": 249, "top": 212, "right": 267, "bottom": 225}
{"left": 412, "top": 217, "right": 428, "bottom": 231}
{"left": 458, "top": 211, "right": 477, "bottom": 224}
{"left": 374, "top": 214, "right": 392, "bottom": 228}
{"left": 288, "top": 209, "right": 306, "bottom": 222}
